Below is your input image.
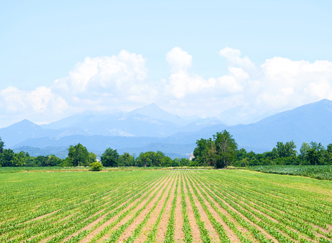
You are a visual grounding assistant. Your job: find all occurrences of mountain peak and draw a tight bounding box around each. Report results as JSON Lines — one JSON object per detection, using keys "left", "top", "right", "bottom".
{"left": 130, "top": 103, "right": 166, "bottom": 115}
{"left": 128, "top": 103, "right": 187, "bottom": 125}
{"left": 12, "top": 119, "right": 38, "bottom": 127}
{"left": 141, "top": 103, "right": 162, "bottom": 110}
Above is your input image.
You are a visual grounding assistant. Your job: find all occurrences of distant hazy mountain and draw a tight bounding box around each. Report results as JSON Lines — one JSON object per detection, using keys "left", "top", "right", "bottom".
{"left": 169, "top": 99, "right": 332, "bottom": 151}
{"left": 127, "top": 103, "right": 187, "bottom": 126}
{"left": 217, "top": 105, "right": 276, "bottom": 125}
{"left": 231, "top": 99, "right": 332, "bottom": 149}
{"left": 39, "top": 103, "right": 224, "bottom": 137}
{"left": 0, "top": 120, "right": 62, "bottom": 147}
{"left": 4, "top": 99, "right": 332, "bottom": 158}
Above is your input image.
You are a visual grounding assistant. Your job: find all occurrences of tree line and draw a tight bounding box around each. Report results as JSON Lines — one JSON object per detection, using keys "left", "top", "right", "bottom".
{"left": 192, "top": 130, "right": 332, "bottom": 168}
{"left": 0, "top": 138, "right": 191, "bottom": 167}
{"left": 2, "top": 130, "right": 331, "bottom": 168}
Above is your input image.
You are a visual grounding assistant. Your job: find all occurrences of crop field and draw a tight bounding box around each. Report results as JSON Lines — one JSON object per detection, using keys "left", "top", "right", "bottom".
{"left": 248, "top": 165, "right": 332, "bottom": 180}
{"left": 1, "top": 170, "right": 332, "bottom": 243}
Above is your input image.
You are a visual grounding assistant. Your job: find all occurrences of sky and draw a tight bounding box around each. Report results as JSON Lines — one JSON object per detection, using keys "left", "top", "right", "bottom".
{"left": 1, "top": 0, "right": 332, "bottom": 127}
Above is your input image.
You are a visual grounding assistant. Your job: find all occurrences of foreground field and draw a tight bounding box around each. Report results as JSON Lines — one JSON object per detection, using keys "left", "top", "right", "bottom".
{"left": 1, "top": 170, "right": 332, "bottom": 243}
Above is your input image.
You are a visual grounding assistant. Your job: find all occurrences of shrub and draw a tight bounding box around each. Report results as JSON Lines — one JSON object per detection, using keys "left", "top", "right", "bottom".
{"left": 90, "top": 162, "right": 103, "bottom": 171}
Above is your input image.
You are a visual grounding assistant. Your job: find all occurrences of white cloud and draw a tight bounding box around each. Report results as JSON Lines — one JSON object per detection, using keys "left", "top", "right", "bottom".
{"left": 165, "top": 47, "right": 243, "bottom": 99}
{"left": 53, "top": 50, "right": 148, "bottom": 94}
{"left": 166, "top": 47, "right": 192, "bottom": 72}
{"left": 219, "top": 47, "right": 255, "bottom": 69}
{"left": 1, "top": 47, "right": 332, "bottom": 127}
{"left": 0, "top": 86, "right": 26, "bottom": 112}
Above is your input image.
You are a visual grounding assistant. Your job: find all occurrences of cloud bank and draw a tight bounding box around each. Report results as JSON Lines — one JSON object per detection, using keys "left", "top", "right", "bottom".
{"left": 1, "top": 47, "right": 332, "bottom": 127}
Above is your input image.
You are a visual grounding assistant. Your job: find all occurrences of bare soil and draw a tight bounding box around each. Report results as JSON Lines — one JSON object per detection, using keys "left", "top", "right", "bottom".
{"left": 184, "top": 174, "right": 221, "bottom": 243}
{"left": 182, "top": 174, "right": 202, "bottom": 243}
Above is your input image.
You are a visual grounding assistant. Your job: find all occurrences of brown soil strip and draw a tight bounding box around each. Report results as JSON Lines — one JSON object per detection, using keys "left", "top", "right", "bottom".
{"left": 154, "top": 174, "right": 178, "bottom": 242}
{"left": 80, "top": 176, "right": 170, "bottom": 243}
{"left": 184, "top": 174, "right": 220, "bottom": 243}
{"left": 116, "top": 175, "right": 173, "bottom": 242}
{"left": 173, "top": 180, "right": 184, "bottom": 243}
{"left": 182, "top": 174, "right": 202, "bottom": 243}
{"left": 186, "top": 175, "right": 241, "bottom": 243}
{"left": 23, "top": 210, "right": 60, "bottom": 224}
{"left": 95, "top": 175, "right": 172, "bottom": 243}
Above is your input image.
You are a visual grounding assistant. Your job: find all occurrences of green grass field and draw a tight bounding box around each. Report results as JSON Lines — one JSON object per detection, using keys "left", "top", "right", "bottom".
{"left": 1, "top": 169, "right": 332, "bottom": 242}
{"left": 248, "top": 165, "right": 332, "bottom": 180}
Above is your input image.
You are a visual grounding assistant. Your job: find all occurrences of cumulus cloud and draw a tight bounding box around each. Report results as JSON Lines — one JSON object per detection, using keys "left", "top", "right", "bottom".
{"left": 165, "top": 47, "right": 244, "bottom": 99}
{"left": 219, "top": 47, "right": 255, "bottom": 69}
{"left": 53, "top": 50, "right": 148, "bottom": 94}
{"left": 166, "top": 47, "right": 192, "bottom": 72}
{"left": 1, "top": 47, "right": 332, "bottom": 127}
{"left": 0, "top": 86, "right": 67, "bottom": 113}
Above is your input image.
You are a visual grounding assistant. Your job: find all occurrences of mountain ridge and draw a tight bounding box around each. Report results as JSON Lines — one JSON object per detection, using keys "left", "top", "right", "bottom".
{"left": 2, "top": 99, "right": 332, "bottom": 158}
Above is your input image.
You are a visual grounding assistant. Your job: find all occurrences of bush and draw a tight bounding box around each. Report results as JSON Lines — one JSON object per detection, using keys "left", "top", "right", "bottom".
{"left": 90, "top": 162, "right": 103, "bottom": 171}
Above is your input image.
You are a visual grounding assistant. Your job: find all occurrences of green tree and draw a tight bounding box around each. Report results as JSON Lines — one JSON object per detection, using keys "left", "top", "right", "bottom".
{"left": 59, "top": 157, "right": 73, "bottom": 167}
{"left": 193, "top": 138, "right": 211, "bottom": 166}
{"left": 299, "top": 142, "right": 310, "bottom": 163}
{"left": 0, "top": 149, "right": 15, "bottom": 166}
{"left": 47, "top": 155, "right": 61, "bottom": 166}
{"left": 0, "top": 137, "right": 4, "bottom": 153}
{"left": 101, "top": 148, "right": 119, "bottom": 167}
{"left": 88, "top": 152, "right": 97, "bottom": 164}
{"left": 118, "top": 152, "right": 134, "bottom": 166}
{"left": 155, "top": 151, "right": 165, "bottom": 166}
{"left": 307, "top": 142, "right": 325, "bottom": 165}
{"left": 68, "top": 144, "right": 90, "bottom": 166}
{"left": 137, "top": 152, "right": 152, "bottom": 167}
{"left": 307, "top": 148, "right": 320, "bottom": 165}
{"left": 180, "top": 158, "right": 190, "bottom": 166}
{"left": 276, "top": 141, "right": 297, "bottom": 158}
{"left": 161, "top": 156, "right": 172, "bottom": 167}
{"left": 214, "top": 130, "right": 238, "bottom": 168}
{"left": 326, "top": 144, "right": 332, "bottom": 165}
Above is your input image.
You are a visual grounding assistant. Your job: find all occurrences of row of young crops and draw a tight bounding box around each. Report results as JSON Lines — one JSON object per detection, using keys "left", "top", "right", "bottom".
{"left": 0, "top": 170, "right": 332, "bottom": 242}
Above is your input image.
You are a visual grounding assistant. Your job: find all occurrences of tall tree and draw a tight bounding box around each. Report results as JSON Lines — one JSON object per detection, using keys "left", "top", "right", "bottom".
{"left": 299, "top": 142, "right": 310, "bottom": 162}
{"left": 101, "top": 148, "right": 119, "bottom": 167}
{"left": 193, "top": 138, "right": 210, "bottom": 166}
{"left": 137, "top": 152, "right": 152, "bottom": 167}
{"left": 214, "top": 130, "right": 238, "bottom": 168}
{"left": 68, "top": 143, "right": 90, "bottom": 166}
{"left": 118, "top": 152, "right": 134, "bottom": 166}
{"left": 276, "top": 141, "right": 297, "bottom": 158}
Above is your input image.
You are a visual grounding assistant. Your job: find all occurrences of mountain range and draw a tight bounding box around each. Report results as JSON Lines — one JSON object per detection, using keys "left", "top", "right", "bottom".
{"left": 2, "top": 99, "right": 332, "bottom": 159}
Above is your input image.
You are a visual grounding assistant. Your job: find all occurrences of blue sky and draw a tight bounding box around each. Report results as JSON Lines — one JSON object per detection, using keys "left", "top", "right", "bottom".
{"left": 1, "top": 0, "right": 332, "bottom": 127}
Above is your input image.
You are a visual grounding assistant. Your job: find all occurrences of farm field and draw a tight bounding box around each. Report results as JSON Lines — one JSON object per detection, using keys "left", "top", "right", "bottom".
{"left": 248, "top": 165, "right": 332, "bottom": 180}
{"left": 1, "top": 170, "right": 332, "bottom": 243}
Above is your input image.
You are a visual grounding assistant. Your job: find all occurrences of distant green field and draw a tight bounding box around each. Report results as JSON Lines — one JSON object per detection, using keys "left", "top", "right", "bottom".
{"left": 248, "top": 165, "right": 332, "bottom": 180}
{"left": 1, "top": 169, "right": 332, "bottom": 242}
